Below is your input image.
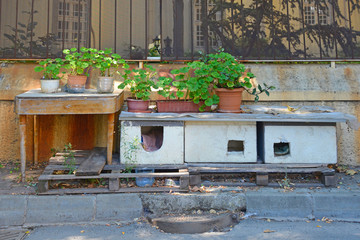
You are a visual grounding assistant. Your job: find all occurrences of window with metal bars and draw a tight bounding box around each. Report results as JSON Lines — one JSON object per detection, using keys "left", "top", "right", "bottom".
{"left": 0, "top": 0, "right": 358, "bottom": 60}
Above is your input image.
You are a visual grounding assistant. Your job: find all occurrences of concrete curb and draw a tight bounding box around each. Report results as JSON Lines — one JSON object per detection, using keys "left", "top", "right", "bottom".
{"left": 0, "top": 194, "right": 143, "bottom": 227}
{"left": 245, "top": 190, "right": 360, "bottom": 221}
{"left": 0, "top": 191, "right": 359, "bottom": 227}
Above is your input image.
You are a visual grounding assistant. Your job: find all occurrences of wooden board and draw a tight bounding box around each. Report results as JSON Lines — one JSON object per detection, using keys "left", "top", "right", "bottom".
{"left": 39, "top": 172, "right": 189, "bottom": 181}
{"left": 15, "top": 89, "right": 123, "bottom": 115}
{"left": 188, "top": 167, "right": 334, "bottom": 174}
{"left": 75, "top": 152, "right": 106, "bottom": 176}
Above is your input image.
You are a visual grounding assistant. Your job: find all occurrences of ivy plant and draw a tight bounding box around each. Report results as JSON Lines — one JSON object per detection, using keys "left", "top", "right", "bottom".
{"left": 92, "top": 48, "right": 128, "bottom": 77}
{"left": 34, "top": 58, "right": 64, "bottom": 79}
{"left": 118, "top": 65, "right": 158, "bottom": 101}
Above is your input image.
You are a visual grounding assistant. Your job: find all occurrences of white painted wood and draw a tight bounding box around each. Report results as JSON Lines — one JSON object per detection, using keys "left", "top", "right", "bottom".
{"left": 264, "top": 125, "right": 337, "bottom": 164}
{"left": 185, "top": 121, "right": 257, "bottom": 163}
{"left": 120, "top": 121, "right": 184, "bottom": 165}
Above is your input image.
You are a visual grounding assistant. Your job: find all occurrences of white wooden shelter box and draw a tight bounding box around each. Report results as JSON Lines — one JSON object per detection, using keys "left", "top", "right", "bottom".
{"left": 120, "top": 120, "right": 184, "bottom": 165}
{"left": 263, "top": 123, "right": 337, "bottom": 164}
{"left": 185, "top": 121, "right": 257, "bottom": 163}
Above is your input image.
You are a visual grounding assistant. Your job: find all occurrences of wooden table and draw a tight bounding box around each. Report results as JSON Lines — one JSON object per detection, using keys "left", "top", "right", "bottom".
{"left": 15, "top": 89, "right": 124, "bottom": 181}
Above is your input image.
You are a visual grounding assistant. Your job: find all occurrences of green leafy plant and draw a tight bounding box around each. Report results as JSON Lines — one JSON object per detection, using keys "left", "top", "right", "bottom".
{"left": 92, "top": 48, "right": 128, "bottom": 77}
{"left": 118, "top": 65, "right": 158, "bottom": 100}
{"left": 157, "top": 66, "right": 219, "bottom": 111}
{"left": 34, "top": 58, "right": 64, "bottom": 79}
{"left": 120, "top": 130, "right": 140, "bottom": 173}
{"left": 148, "top": 46, "right": 160, "bottom": 57}
{"left": 196, "top": 49, "right": 275, "bottom": 102}
{"left": 63, "top": 143, "right": 76, "bottom": 175}
{"left": 62, "top": 47, "right": 94, "bottom": 76}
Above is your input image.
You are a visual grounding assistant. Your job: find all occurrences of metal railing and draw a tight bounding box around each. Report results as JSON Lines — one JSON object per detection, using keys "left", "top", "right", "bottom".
{"left": 0, "top": 0, "right": 359, "bottom": 61}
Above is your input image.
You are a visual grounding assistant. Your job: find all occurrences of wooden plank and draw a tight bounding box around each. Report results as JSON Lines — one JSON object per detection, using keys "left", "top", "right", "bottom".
{"left": 33, "top": 115, "right": 39, "bottom": 165}
{"left": 49, "top": 156, "right": 88, "bottom": 165}
{"left": 107, "top": 113, "right": 115, "bottom": 165}
{"left": 39, "top": 172, "right": 189, "bottom": 181}
{"left": 19, "top": 115, "right": 26, "bottom": 182}
{"left": 189, "top": 167, "right": 333, "bottom": 174}
{"left": 16, "top": 95, "right": 121, "bottom": 115}
{"left": 75, "top": 152, "right": 106, "bottom": 176}
{"left": 108, "top": 164, "right": 187, "bottom": 170}
{"left": 186, "top": 163, "right": 327, "bottom": 169}
{"left": 38, "top": 187, "right": 187, "bottom": 195}
{"left": 55, "top": 150, "right": 91, "bottom": 156}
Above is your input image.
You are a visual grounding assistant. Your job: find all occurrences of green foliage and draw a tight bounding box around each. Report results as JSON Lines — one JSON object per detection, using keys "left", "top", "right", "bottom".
{"left": 157, "top": 65, "right": 219, "bottom": 111}
{"left": 62, "top": 47, "right": 95, "bottom": 76}
{"left": 148, "top": 46, "right": 160, "bottom": 57}
{"left": 92, "top": 48, "right": 128, "bottom": 77}
{"left": 63, "top": 143, "right": 76, "bottom": 175}
{"left": 34, "top": 58, "right": 64, "bottom": 79}
{"left": 118, "top": 65, "right": 158, "bottom": 100}
{"left": 195, "top": 49, "right": 275, "bottom": 102}
{"left": 120, "top": 130, "right": 140, "bottom": 173}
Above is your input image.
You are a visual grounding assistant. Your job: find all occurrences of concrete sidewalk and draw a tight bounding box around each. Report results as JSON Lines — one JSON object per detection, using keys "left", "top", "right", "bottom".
{"left": 1, "top": 187, "right": 359, "bottom": 228}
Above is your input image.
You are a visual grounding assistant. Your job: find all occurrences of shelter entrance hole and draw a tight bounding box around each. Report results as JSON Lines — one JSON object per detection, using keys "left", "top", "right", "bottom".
{"left": 274, "top": 142, "right": 290, "bottom": 156}
{"left": 227, "top": 140, "right": 244, "bottom": 152}
{"left": 141, "top": 126, "right": 164, "bottom": 152}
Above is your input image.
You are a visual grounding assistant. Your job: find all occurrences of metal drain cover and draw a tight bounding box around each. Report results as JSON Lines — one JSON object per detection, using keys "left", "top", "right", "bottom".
{"left": 148, "top": 213, "right": 239, "bottom": 234}
{"left": 0, "top": 230, "right": 28, "bottom": 240}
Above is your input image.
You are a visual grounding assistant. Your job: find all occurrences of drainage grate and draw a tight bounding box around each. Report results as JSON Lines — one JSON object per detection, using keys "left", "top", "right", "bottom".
{"left": 0, "top": 230, "right": 28, "bottom": 240}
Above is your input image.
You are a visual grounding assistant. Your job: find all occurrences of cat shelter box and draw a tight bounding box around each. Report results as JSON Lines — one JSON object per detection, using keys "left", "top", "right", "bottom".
{"left": 184, "top": 121, "right": 257, "bottom": 163}
{"left": 261, "top": 122, "right": 337, "bottom": 164}
{"left": 120, "top": 119, "right": 184, "bottom": 165}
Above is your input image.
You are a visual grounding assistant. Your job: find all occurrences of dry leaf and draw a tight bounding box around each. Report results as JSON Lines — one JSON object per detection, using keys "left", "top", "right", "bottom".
{"left": 316, "top": 225, "right": 322, "bottom": 228}
{"left": 80, "top": 230, "right": 85, "bottom": 233}
{"left": 267, "top": 218, "right": 271, "bottom": 222}
{"left": 306, "top": 221, "right": 310, "bottom": 223}
{"left": 264, "top": 229, "right": 276, "bottom": 233}
{"left": 106, "top": 224, "right": 111, "bottom": 226}
{"left": 122, "top": 232, "right": 125, "bottom": 235}
{"left": 346, "top": 169, "right": 357, "bottom": 176}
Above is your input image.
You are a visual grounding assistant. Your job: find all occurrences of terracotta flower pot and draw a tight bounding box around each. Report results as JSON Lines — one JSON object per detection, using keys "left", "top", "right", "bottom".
{"left": 67, "top": 75, "right": 87, "bottom": 93}
{"left": 215, "top": 88, "right": 244, "bottom": 113}
{"left": 127, "top": 98, "right": 151, "bottom": 113}
{"left": 156, "top": 100, "right": 210, "bottom": 113}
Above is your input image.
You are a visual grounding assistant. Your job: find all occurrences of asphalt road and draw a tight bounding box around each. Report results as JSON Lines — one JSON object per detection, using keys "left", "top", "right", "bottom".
{"left": 24, "top": 218, "right": 360, "bottom": 240}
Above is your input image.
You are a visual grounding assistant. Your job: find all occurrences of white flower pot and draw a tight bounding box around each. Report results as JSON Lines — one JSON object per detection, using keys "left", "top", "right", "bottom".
{"left": 97, "top": 76, "right": 114, "bottom": 93}
{"left": 40, "top": 79, "right": 60, "bottom": 93}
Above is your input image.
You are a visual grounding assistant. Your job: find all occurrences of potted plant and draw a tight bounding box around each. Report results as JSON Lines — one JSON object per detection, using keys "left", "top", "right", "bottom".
{"left": 156, "top": 66, "right": 216, "bottom": 112}
{"left": 195, "top": 49, "right": 275, "bottom": 113}
{"left": 92, "top": 48, "right": 128, "bottom": 93}
{"left": 62, "top": 47, "right": 94, "bottom": 93}
{"left": 147, "top": 36, "right": 161, "bottom": 61}
{"left": 118, "top": 65, "right": 158, "bottom": 112}
{"left": 34, "top": 58, "right": 64, "bottom": 93}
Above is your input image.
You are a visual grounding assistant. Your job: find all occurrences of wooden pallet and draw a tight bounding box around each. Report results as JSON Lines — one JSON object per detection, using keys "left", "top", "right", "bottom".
{"left": 187, "top": 164, "right": 336, "bottom": 187}
{"left": 38, "top": 150, "right": 189, "bottom": 194}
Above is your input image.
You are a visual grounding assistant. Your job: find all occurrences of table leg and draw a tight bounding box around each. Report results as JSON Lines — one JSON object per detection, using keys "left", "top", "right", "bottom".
{"left": 33, "top": 115, "right": 39, "bottom": 165}
{"left": 19, "top": 115, "right": 26, "bottom": 182}
{"left": 107, "top": 113, "right": 115, "bottom": 165}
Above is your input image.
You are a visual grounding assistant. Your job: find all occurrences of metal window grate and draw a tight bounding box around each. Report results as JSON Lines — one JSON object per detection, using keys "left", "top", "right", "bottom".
{"left": 0, "top": 0, "right": 359, "bottom": 61}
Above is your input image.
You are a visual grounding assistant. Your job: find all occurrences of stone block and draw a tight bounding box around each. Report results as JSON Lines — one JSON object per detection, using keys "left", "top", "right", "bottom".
{"left": 95, "top": 194, "right": 143, "bottom": 221}
{"left": 313, "top": 193, "right": 360, "bottom": 219}
{"left": 26, "top": 195, "right": 95, "bottom": 224}
{"left": 0, "top": 195, "right": 26, "bottom": 226}
{"left": 246, "top": 191, "right": 313, "bottom": 218}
